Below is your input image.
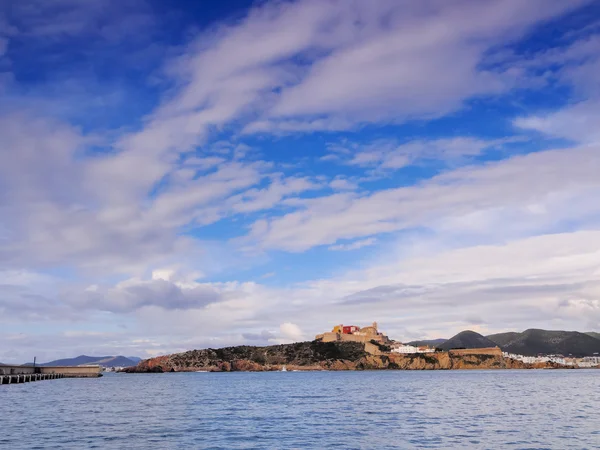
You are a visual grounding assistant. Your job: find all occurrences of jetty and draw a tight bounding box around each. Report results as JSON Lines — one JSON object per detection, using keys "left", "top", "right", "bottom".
{"left": 0, "top": 365, "right": 102, "bottom": 384}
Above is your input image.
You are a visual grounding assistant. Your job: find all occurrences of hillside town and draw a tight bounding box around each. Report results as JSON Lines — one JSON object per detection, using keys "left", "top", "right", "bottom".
{"left": 102, "top": 366, "right": 128, "bottom": 373}
{"left": 502, "top": 353, "right": 600, "bottom": 368}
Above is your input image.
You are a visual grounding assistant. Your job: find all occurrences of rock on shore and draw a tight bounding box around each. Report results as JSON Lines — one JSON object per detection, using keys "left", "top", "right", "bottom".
{"left": 122, "top": 340, "right": 570, "bottom": 373}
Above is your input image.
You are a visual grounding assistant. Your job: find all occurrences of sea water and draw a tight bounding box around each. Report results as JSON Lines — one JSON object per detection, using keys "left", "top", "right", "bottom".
{"left": 1, "top": 370, "right": 598, "bottom": 449}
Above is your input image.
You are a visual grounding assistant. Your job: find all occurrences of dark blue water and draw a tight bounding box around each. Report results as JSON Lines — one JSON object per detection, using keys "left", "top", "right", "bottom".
{"left": 1, "top": 370, "right": 599, "bottom": 449}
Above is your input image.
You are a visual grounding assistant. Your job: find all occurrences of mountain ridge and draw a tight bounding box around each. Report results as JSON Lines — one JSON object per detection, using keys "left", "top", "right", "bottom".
{"left": 438, "top": 330, "right": 498, "bottom": 351}
{"left": 406, "top": 338, "right": 447, "bottom": 348}
{"left": 487, "top": 329, "right": 600, "bottom": 357}
{"left": 36, "top": 355, "right": 140, "bottom": 367}
{"left": 406, "top": 329, "right": 600, "bottom": 356}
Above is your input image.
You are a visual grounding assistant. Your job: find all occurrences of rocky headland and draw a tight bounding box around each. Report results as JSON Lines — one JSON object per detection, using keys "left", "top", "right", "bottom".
{"left": 122, "top": 340, "right": 571, "bottom": 373}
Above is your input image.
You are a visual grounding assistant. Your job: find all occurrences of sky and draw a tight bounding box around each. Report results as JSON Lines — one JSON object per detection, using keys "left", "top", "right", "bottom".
{"left": 1, "top": 0, "right": 600, "bottom": 363}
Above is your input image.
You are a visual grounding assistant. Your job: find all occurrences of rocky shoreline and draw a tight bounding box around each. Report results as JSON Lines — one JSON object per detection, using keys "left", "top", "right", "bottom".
{"left": 122, "top": 340, "right": 575, "bottom": 373}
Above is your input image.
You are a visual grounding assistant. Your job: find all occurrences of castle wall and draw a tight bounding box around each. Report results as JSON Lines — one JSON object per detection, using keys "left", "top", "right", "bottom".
{"left": 316, "top": 332, "right": 386, "bottom": 345}
{"left": 449, "top": 347, "right": 502, "bottom": 356}
{"left": 317, "top": 332, "right": 339, "bottom": 343}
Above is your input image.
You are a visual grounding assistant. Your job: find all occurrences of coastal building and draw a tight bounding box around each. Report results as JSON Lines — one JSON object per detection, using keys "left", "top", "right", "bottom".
{"left": 502, "top": 352, "right": 587, "bottom": 366}
{"left": 316, "top": 322, "right": 391, "bottom": 344}
{"left": 343, "top": 325, "right": 360, "bottom": 334}
{"left": 391, "top": 344, "right": 435, "bottom": 354}
{"left": 103, "top": 366, "right": 126, "bottom": 372}
{"left": 577, "top": 356, "right": 600, "bottom": 368}
{"left": 583, "top": 356, "right": 600, "bottom": 365}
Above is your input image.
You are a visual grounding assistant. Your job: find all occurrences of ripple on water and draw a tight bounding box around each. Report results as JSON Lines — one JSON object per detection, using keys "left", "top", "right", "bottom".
{"left": 1, "top": 370, "right": 599, "bottom": 449}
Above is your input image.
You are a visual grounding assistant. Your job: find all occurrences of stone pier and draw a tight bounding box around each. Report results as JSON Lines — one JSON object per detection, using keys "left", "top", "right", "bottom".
{"left": 0, "top": 365, "right": 102, "bottom": 385}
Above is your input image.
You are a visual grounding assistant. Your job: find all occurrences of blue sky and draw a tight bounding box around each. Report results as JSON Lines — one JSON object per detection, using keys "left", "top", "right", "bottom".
{"left": 1, "top": 0, "right": 600, "bottom": 363}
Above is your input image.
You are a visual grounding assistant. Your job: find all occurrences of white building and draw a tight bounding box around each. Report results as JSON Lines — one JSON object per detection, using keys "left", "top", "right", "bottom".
{"left": 502, "top": 352, "right": 574, "bottom": 366}
{"left": 392, "top": 344, "right": 435, "bottom": 354}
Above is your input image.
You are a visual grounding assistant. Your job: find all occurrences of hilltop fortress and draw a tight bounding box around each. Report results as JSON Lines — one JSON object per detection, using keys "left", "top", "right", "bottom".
{"left": 315, "top": 322, "right": 391, "bottom": 345}
{"left": 314, "top": 322, "right": 502, "bottom": 357}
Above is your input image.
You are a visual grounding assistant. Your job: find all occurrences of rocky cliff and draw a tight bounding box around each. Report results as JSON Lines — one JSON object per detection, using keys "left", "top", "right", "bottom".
{"left": 123, "top": 340, "right": 570, "bottom": 373}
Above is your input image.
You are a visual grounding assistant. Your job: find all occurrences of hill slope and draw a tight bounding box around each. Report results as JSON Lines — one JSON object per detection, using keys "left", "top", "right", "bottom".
{"left": 438, "top": 330, "right": 498, "bottom": 351}
{"left": 585, "top": 332, "right": 600, "bottom": 341}
{"left": 487, "top": 329, "right": 600, "bottom": 357}
{"left": 406, "top": 339, "right": 447, "bottom": 348}
{"left": 126, "top": 341, "right": 370, "bottom": 372}
{"left": 40, "top": 355, "right": 139, "bottom": 367}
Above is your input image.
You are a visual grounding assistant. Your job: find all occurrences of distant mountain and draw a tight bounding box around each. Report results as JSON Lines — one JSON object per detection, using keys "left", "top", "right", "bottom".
{"left": 406, "top": 339, "right": 447, "bottom": 348}
{"left": 39, "top": 355, "right": 140, "bottom": 367}
{"left": 438, "top": 330, "right": 498, "bottom": 351}
{"left": 585, "top": 332, "right": 600, "bottom": 341}
{"left": 96, "top": 356, "right": 140, "bottom": 367}
{"left": 127, "top": 356, "right": 142, "bottom": 364}
{"left": 487, "top": 329, "right": 600, "bottom": 357}
{"left": 38, "top": 355, "right": 100, "bottom": 366}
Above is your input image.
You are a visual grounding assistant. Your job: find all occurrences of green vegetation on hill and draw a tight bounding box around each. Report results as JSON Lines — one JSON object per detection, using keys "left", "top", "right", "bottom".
{"left": 168, "top": 340, "right": 368, "bottom": 368}
{"left": 406, "top": 339, "right": 447, "bottom": 347}
{"left": 126, "top": 340, "right": 375, "bottom": 372}
{"left": 487, "top": 329, "right": 600, "bottom": 357}
{"left": 438, "top": 330, "right": 498, "bottom": 351}
{"left": 585, "top": 332, "right": 600, "bottom": 341}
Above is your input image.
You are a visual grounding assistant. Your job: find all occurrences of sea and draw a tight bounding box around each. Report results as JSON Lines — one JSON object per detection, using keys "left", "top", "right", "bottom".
{"left": 1, "top": 370, "right": 598, "bottom": 449}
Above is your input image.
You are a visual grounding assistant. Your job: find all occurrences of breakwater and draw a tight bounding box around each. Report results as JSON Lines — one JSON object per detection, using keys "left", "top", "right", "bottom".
{"left": 0, "top": 365, "right": 102, "bottom": 384}
{"left": 1, "top": 373, "right": 65, "bottom": 384}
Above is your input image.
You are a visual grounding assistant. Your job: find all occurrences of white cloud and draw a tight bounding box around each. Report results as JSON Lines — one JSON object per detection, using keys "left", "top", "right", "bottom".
{"left": 329, "top": 237, "right": 377, "bottom": 251}
{"left": 7, "top": 0, "right": 156, "bottom": 39}
{"left": 120, "top": 229, "right": 600, "bottom": 343}
{"left": 67, "top": 279, "right": 221, "bottom": 313}
{"left": 0, "top": 112, "right": 299, "bottom": 276}
{"left": 245, "top": 144, "right": 600, "bottom": 251}
{"left": 260, "top": 272, "right": 275, "bottom": 279}
{"left": 227, "top": 175, "right": 322, "bottom": 214}
{"left": 279, "top": 322, "right": 304, "bottom": 343}
{"left": 2, "top": 227, "right": 600, "bottom": 362}
{"left": 516, "top": 99, "right": 600, "bottom": 144}
{"left": 345, "top": 137, "right": 505, "bottom": 170}
{"left": 0, "top": 270, "right": 56, "bottom": 286}
{"left": 183, "top": 156, "right": 227, "bottom": 171}
{"left": 77, "top": 0, "right": 586, "bottom": 147}
{"left": 512, "top": 33, "right": 600, "bottom": 144}
{"left": 300, "top": 229, "right": 600, "bottom": 338}
{"left": 251, "top": 0, "right": 588, "bottom": 131}
{"left": 329, "top": 178, "right": 358, "bottom": 191}
{"left": 2, "top": 0, "right": 589, "bottom": 276}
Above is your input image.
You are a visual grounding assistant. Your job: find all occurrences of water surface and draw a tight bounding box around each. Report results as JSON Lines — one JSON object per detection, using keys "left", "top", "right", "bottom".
{"left": 1, "top": 370, "right": 599, "bottom": 449}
